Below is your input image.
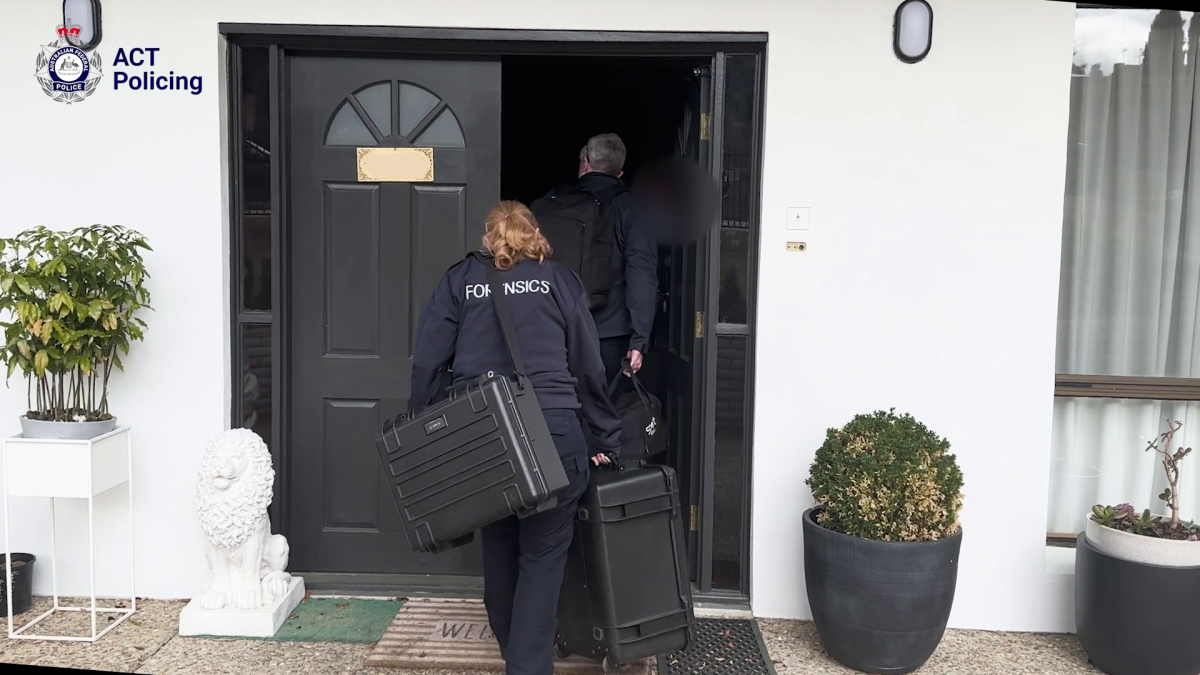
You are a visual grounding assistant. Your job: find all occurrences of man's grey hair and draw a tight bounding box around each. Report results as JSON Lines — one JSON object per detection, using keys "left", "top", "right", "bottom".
{"left": 580, "top": 133, "right": 626, "bottom": 175}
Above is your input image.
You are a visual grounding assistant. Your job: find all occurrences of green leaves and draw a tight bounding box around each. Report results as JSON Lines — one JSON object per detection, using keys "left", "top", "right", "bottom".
{"left": 1092, "top": 504, "right": 1115, "bottom": 525}
{"left": 0, "top": 224, "right": 152, "bottom": 419}
{"left": 1130, "top": 509, "right": 1161, "bottom": 536}
{"left": 807, "top": 409, "right": 964, "bottom": 542}
{"left": 48, "top": 291, "right": 74, "bottom": 315}
{"left": 33, "top": 349, "right": 49, "bottom": 377}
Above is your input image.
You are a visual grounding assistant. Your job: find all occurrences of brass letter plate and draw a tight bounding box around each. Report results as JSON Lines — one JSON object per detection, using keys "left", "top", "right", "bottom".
{"left": 357, "top": 147, "right": 434, "bottom": 182}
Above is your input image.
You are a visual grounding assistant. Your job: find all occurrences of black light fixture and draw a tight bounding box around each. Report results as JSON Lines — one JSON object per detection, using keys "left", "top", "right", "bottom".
{"left": 893, "top": 0, "right": 933, "bottom": 64}
{"left": 63, "top": 0, "right": 103, "bottom": 50}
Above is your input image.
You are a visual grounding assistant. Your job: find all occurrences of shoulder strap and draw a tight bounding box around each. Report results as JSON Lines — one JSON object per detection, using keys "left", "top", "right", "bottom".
{"left": 592, "top": 183, "right": 631, "bottom": 253}
{"left": 469, "top": 251, "right": 527, "bottom": 380}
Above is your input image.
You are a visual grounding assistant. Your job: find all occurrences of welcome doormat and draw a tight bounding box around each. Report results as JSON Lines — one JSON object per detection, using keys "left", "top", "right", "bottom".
{"left": 363, "top": 597, "right": 651, "bottom": 673}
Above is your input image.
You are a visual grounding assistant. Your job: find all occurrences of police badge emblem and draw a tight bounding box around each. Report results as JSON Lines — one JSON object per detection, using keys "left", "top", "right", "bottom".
{"left": 34, "top": 24, "right": 103, "bottom": 104}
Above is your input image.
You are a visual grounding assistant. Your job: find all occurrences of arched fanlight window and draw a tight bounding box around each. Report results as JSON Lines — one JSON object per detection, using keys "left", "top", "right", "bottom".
{"left": 324, "top": 80, "right": 465, "bottom": 148}
{"left": 63, "top": 0, "right": 103, "bottom": 50}
{"left": 894, "top": 0, "right": 933, "bottom": 64}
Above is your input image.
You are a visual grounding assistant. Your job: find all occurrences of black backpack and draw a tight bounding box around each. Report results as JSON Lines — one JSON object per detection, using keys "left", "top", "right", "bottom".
{"left": 530, "top": 183, "right": 629, "bottom": 311}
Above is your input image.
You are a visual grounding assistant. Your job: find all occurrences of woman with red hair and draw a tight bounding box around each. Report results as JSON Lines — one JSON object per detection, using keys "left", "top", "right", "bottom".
{"left": 410, "top": 200, "right": 619, "bottom": 675}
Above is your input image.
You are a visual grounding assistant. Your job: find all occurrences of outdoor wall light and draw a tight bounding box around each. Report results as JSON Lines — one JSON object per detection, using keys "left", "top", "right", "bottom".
{"left": 893, "top": 0, "right": 933, "bottom": 64}
{"left": 63, "top": 0, "right": 102, "bottom": 50}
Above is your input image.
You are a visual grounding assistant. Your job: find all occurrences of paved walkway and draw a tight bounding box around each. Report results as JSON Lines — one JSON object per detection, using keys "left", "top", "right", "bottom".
{"left": 0, "top": 598, "right": 1101, "bottom": 674}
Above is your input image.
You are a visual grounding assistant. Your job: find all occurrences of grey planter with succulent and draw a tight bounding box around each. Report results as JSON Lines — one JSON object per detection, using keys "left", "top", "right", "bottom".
{"left": 0, "top": 225, "right": 151, "bottom": 440}
{"left": 1075, "top": 419, "right": 1200, "bottom": 675}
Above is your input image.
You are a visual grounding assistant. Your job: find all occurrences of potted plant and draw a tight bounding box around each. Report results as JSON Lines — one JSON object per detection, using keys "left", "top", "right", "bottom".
{"left": 803, "top": 409, "right": 964, "bottom": 674}
{"left": 1, "top": 552, "right": 36, "bottom": 617}
{"left": 1075, "top": 419, "right": 1200, "bottom": 675}
{"left": 0, "top": 225, "right": 151, "bottom": 440}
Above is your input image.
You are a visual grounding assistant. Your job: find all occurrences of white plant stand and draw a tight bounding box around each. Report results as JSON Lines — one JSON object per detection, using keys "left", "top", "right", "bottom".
{"left": 3, "top": 426, "right": 136, "bottom": 642}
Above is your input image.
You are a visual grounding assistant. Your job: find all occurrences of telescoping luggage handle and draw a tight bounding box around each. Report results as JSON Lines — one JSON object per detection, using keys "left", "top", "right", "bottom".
{"left": 470, "top": 251, "right": 529, "bottom": 389}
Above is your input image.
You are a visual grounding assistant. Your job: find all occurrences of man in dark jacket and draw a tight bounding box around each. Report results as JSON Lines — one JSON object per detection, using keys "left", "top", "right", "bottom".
{"left": 571, "top": 133, "right": 659, "bottom": 384}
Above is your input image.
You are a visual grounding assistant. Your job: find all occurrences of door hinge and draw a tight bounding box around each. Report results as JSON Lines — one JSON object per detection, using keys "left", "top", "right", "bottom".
{"left": 689, "top": 505, "right": 699, "bottom": 531}
{"left": 699, "top": 113, "right": 712, "bottom": 141}
{"left": 694, "top": 311, "right": 705, "bottom": 339}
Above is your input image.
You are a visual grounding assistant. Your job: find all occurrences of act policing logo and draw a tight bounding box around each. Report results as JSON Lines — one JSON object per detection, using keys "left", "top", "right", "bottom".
{"left": 34, "top": 24, "right": 103, "bottom": 104}
{"left": 34, "top": 23, "right": 204, "bottom": 104}
{"left": 110, "top": 48, "right": 204, "bottom": 96}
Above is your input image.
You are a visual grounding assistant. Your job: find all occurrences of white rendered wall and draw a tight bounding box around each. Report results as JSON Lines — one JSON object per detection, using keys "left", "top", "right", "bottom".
{"left": 0, "top": 0, "right": 1077, "bottom": 632}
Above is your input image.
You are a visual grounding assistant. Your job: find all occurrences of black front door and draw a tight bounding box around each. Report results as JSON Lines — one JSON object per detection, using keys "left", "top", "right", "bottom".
{"left": 287, "top": 55, "right": 501, "bottom": 576}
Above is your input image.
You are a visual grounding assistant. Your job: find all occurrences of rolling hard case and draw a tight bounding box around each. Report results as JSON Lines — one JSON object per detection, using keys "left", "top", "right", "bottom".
{"left": 554, "top": 462, "right": 694, "bottom": 671}
{"left": 373, "top": 253, "right": 569, "bottom": 554}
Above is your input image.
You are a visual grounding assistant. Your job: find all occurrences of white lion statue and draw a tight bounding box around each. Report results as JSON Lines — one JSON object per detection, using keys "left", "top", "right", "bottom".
{"left": 196, "top": 428, "right": 291, "bottom": 611}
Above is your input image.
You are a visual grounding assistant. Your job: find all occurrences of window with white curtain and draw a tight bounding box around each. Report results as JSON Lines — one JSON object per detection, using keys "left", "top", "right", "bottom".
{"left": 1048, "top": 7, "right": 1199, "bottom": 542}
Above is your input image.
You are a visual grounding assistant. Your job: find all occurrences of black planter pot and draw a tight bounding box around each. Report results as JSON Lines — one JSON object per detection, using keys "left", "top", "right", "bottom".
{"left": 0, "top": 553, "right": 36, "bottom": 617}
{"left": 803, "top": 508, "right": 961, "bottom": 674}
{"left": 1075, "top": 532, "right": 1200, "bottom": 675}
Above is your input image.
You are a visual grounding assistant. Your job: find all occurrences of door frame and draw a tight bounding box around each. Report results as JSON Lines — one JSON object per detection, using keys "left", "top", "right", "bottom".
{"left": 220, "top": 23, "right": 767, "bottom": 604}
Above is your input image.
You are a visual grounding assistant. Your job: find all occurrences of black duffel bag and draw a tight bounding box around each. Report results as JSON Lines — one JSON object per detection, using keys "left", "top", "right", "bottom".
{"left": 609, "top": 360, "right": 668, "bottom": 462}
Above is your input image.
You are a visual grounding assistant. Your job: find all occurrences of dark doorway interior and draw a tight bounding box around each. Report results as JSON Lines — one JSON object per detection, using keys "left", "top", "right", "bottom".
{"left": 498, "top": 53, "right": 705, "bottom": 489}
{"left": 499, "top": 55, "right": 749, "bottom": 592}
{"left": 500, "top": 54, "right": 726, "bottom": 584}
{"left": 500, "top": 56, "right": 702, "bottom": 205}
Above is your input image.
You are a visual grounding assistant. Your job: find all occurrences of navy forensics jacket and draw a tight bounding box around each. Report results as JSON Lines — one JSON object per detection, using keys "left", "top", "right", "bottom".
{"left": 409, "top": 254, "right": 622, "bottom": 455}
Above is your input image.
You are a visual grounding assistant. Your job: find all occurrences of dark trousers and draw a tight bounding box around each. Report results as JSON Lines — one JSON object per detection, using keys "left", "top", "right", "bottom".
{"left": 599, "top": 335, "right": 632, "bottom": 396}
{"left": 481, "top": 409, "right": 590, "bottom": 675}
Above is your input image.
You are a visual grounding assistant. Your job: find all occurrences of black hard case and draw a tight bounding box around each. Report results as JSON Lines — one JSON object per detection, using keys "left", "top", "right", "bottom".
{"left": 374, "top": 372, "right": 569, "bottom": 553}
{"left": 373, "top": 252, "right": 569, "bottom": 554}
{"left": 555, "top": 463, "right": 694, "bottom": 667}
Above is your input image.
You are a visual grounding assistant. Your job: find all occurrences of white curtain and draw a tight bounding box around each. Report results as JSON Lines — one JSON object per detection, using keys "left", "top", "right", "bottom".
{"left": 1049, "top": 10, "right": 1200, "bottom": 535}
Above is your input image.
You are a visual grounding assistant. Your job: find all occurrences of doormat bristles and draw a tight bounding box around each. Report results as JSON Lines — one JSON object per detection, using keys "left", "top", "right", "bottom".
{"left": 658, "top": 618, "right": 777, "bottom": 675}
{"left": 363, "top": 597, "right": 651, "bottom": 673}
{"left": 197, "top": 598, "right": 402, "bottom": 644}
{"left": 269, "top": 597, "right": 403, "bottom": 643}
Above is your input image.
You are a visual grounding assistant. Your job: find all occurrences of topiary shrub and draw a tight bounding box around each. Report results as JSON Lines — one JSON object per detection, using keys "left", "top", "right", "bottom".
{"left": 806, "top": 409, "right": 964, "bottom": 542}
